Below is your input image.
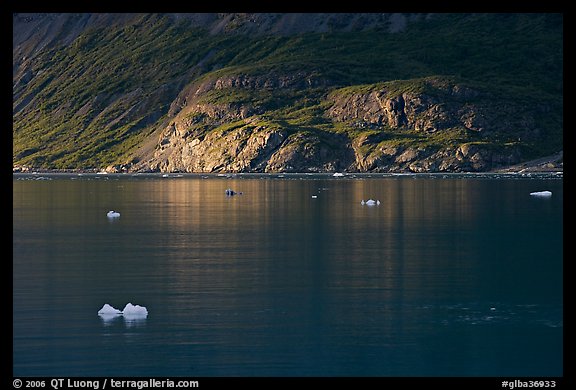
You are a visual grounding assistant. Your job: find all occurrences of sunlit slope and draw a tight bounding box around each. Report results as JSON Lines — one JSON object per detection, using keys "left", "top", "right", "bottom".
{"left": 13, "top": 13, "right": 562, "bottom": 172}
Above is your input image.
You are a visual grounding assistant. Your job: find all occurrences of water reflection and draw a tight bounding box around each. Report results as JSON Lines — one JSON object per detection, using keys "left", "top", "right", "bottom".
{"left": 99, "top": 313, "right": 147, "bottom": 328}
{"left": 99, "top": 313, "right": 122, "bottom": 326}
{"left": 123, "top": 315, "right": 147, "bottom": 328}
{"left": 13, "top": 176, "right": 563, "bottom": 376}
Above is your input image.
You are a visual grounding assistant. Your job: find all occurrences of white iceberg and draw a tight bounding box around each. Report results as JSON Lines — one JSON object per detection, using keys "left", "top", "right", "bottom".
{"left": 98, "top": 303, "right": 122, "bottom": 315}
{"left": 122, "top": 303, "right": 148, "bottom": 316}
{"left": 361, "top": 199, "right": 380, "bottom": 206}
{"left": 107, "top": 210, "right": 121, "bottom": 218}
{"left": 530, "top": 191, "right": 552, "bottom": 197}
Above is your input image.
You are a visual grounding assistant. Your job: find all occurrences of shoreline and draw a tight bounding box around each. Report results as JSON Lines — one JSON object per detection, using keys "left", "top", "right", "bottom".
{"left": 12, "top": 150, "right": 563, "bottom": 176}
{"left": 12, "top": 167, "right": 564, "bottom": 175}
{"left": 490, "top": 151, "right": 563, "bottom": 174}
{"left": 12, "top": 171, "right": 563, "bottom": 179}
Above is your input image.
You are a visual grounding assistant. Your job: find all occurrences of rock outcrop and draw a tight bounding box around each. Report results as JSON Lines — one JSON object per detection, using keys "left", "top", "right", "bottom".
{"left": 136, "top": 70, "right": 351, "bottom": 173}
{"left": 135, "top": 76, "right": 541, "bottom": 173}
{"left": 151, "top": 120, "right": 288, "bottom": 172}
{"left": 326, "top": 78, "right": 539, "bottom": 139}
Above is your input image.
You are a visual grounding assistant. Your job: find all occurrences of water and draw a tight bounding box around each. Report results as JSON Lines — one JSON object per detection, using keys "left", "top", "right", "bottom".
{"left": 13, "top": 173, "right": 563, "bottom": 377}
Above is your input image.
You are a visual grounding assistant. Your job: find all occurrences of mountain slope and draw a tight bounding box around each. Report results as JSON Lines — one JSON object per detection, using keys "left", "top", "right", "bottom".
{"left": 13, "top": 13, "right": 563, "bottom": 172}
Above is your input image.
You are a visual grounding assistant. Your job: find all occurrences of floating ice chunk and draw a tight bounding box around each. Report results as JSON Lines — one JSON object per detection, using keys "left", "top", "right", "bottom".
{"left": 107, "top": 210, "right": 121, "bottom": 218}
{"left": 332, "top": 172, "right": 344, "bottom": 177}
{"left": 361, "top": 199, "right": 380, "bottom": 206}
{"left": 98, "top": 303, "right": 147, "bottom": 318}
{"left": 225, "top": 188, "right": 243, "bottom": 196}
{"left": 98, "top": 303, "right": 148, "bottom": 326}
{"left": 122, "top": 303, "right": 148, "bottom": 317}
{"left": 98, "top": 303, "right": 122, "bottom": 315}
{"left": 529, "top": 191, "right": 552, "bottom": 197}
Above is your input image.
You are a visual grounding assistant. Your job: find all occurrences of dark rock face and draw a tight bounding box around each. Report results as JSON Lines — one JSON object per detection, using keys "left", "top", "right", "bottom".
{"left": 326, "top": 79, "right": 538, "bottom": 139}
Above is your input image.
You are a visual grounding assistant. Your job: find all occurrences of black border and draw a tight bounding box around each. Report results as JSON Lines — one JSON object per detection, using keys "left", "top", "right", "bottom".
{"left": 9, "top": 6, "right": 570, "bottom": 388}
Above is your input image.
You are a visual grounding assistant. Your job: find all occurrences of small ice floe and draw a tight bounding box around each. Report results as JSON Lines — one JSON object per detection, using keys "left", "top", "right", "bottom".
{"left": 529, "top": 191, "right": 552, "bottom": 197}
{"left": 98, "top": 303, "right": 148, "bottom": 318}
{"left": 98, "top": 303, "right": 123, "bottom": 315}
{"left": 122, "top": 303, "right": 148, "bottom": 317}
{"left": 332, "top": 172, "right": 344, "bottom": 177}
{"left": 107, "top": 210, "right": 121, "bottom": 218}
{"left": 361, "top": 199, "right": 380, "bottom": 206}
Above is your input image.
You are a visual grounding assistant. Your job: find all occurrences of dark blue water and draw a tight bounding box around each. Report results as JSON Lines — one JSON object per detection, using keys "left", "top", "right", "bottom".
{"left": 13, "top": 173, "right": 563, "bottom": 377}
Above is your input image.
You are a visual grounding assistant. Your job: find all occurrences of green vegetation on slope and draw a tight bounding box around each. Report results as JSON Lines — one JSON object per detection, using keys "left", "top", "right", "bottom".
{"left": 13, "top": 13, "right": 562, "bottom": 169}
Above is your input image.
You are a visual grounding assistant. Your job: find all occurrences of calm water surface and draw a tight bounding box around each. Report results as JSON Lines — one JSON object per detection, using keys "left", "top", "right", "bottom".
{"left": 13, "top": 174, "right": 563, "bottom": 376}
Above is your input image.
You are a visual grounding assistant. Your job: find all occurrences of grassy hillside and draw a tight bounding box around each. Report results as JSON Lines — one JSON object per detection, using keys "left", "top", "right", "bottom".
{"left": 13, "top": 13, "right": 562, "bottom": 170}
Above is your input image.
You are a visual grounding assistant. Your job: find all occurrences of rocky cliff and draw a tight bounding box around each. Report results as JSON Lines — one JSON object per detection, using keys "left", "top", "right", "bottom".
{"left": 130, "top": 76, "right": 541, "bottom": 173}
